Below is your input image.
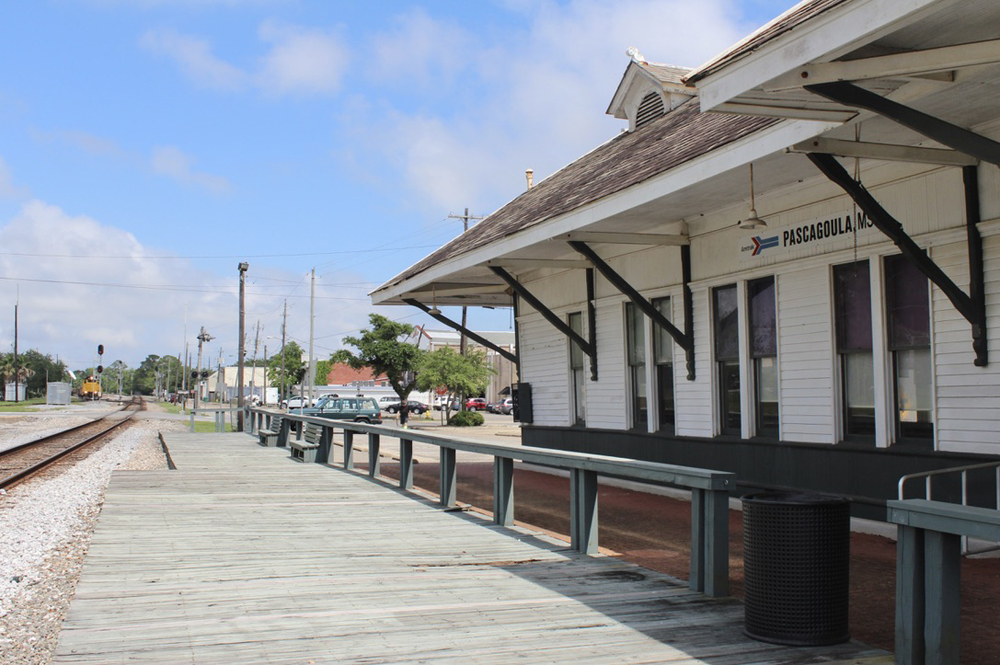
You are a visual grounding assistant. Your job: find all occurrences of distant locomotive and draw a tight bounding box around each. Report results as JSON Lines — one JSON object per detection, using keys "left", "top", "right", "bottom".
{"left": 79, "top": 376, "right": 102, "bottom": 400}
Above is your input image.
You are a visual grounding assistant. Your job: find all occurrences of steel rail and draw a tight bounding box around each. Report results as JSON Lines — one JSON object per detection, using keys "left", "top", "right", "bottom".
{"left": 0, "top": 398, "right": 142, "bottom": 490}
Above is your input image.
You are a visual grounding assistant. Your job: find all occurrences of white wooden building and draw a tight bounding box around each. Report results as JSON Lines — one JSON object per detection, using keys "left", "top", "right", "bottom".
{"left": 372, "top": 0, "right": 1000, "bottom": 516}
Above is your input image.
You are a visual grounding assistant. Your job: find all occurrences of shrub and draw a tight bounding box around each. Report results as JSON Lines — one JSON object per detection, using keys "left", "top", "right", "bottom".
{"left": 448, "top": 410, "right": 484, "bottom": 427}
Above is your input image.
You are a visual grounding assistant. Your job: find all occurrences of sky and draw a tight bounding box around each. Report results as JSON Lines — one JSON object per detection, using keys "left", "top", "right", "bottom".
{"left": 0, "top": 0, "right": 795, "bottom": 374}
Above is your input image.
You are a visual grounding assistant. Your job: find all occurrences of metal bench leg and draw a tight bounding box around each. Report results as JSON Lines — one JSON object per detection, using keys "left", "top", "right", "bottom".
{"left": 440, "top": 448, "right": 457, "bottom": 507}
{"left": 317, "top": 427, "right": 333, "bottom": 464}
{"left": 493, "top": 456, "right": 514, "bottom": 526}
{"left": 570, "top": 468, "right": 598, "bottom": 554}
{"left": 400, "top": 439, "right": 413, "bottom": 490}
{"left": 690, "top": 488, "right": 730, "bottom": 597}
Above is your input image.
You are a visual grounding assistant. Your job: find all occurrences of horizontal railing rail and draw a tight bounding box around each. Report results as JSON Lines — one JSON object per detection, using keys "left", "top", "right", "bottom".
{"left": 249, "top": 407, "right": 735, "bottom": 597}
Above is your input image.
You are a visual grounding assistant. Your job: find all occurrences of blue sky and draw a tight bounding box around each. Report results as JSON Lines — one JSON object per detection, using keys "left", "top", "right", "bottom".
{"left": 0, "top": 0, "right": 795, "bottom": 372}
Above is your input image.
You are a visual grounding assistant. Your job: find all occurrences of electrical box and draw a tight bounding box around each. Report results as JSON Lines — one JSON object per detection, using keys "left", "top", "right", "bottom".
{"left": 511, "top": 382, "right": 532, "bottom": 424}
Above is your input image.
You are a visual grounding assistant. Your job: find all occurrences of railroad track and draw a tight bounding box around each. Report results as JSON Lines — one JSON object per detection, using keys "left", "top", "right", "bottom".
{"left": 0, "top": 397, "right": 145, "bottom": 491}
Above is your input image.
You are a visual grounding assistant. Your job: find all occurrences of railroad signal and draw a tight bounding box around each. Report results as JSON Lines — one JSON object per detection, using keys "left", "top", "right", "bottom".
{"left": 97, "top": 344, "right": 104, "bottom": 356}
{"left": 97, "top": 365, "right": 103, "bottom": 374}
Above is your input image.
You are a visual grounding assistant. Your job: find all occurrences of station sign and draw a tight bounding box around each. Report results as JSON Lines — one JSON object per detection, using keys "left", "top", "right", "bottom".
{"left": 740, "top": 210, "right": 876, "bottom": 262}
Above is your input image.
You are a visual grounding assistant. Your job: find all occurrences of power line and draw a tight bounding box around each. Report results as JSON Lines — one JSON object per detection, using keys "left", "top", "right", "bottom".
{"left": 0, "top": 245, "right": 444, "bottom": 260}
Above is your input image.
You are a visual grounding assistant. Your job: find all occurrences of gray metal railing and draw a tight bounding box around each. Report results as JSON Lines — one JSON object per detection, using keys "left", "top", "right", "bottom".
{"left": 898, "top": 461, "right": 1000, "bottom": 555}
{"left": 249, "top": 407, "right": 735, "bottom": 598}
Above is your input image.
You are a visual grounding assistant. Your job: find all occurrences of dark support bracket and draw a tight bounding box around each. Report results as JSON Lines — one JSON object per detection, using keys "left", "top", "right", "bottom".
{"left": 964, "top": 166, "right": 988, "bottom": 366}
{"left": 403, "top": 298, "right": 518, "bottom": 364}
{"left": 808, "top": 153, "right": 987, "bottom": 366}
{"left": 806, "top": 82, "right": 1000, "bottom": 168}
{"left": 569, "top": 241, "right": 695, "bottom": 380}
{"left": 586, "top": 269, "right": 598, "bottom": 381}
{"left": 489, "top": 266, "right": 596, "bottom": 359}
{"left": 681, "top": 245, "right": 696, "bottom": 381}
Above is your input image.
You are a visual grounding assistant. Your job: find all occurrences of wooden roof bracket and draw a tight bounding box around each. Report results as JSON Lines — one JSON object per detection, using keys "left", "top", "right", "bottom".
{"left": 806, "top": 153, "right": 987, "bottom": 367}
{"left": 805, "top": 82, "right": 1000, "bottom": 168}
{"left": 402, "top": 298, "right": 518, "bottom": 364}
{"left": 488, "top": 267, "right": 597, "bottom": 372}
{"left": 569, "top": 240, "right": 696, "bottom": 380}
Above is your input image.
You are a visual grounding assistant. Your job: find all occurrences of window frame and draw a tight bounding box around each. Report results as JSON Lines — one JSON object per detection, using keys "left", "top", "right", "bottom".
{"left": 713, "top": 284, "right": 741, "bottom": 437}
{"left": 624, "top": 302, "right": 648, "bottom": 432}
{"left": 567, "top": 311, "right": 586, "bottom": 427}
{"left": 747, "top": 276, "right": 779, "bottom": 439}
{"left": 651, "top": 296, "right": 675, "bottom": 434}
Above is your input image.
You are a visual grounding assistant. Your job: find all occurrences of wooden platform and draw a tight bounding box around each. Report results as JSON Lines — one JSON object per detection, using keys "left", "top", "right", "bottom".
{"left": 55, "top": 433, "right": 892, "bottom": 663}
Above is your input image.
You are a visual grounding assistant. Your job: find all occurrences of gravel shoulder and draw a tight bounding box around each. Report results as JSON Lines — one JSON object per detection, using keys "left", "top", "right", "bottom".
{"left": 0, "top": 404, "right": 186, "bottom": 664}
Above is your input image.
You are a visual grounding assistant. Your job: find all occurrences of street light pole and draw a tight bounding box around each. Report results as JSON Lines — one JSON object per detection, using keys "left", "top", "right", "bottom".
{"left": 195, "top": 327, "right": 213, "bottom": 411}
{"left": 237, "top": 262, "right": 249, "bottom": 431}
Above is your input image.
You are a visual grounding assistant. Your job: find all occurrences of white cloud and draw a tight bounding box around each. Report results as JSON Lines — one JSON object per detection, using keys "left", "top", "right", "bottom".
{"left": 0, "top": 157, "right": 30, "bottom": 200}
{"left": 369, "top": 9, "right": 471, "bottom": 88}
{"left": 256, "top": 21, "right": 349, "bottom": 97}
{"left": 150, "top": 146, "right": 231, "bottom": 194}
{"left": 352, "top": 0, "right": 748, "bottom": 214}
{"left": 140, "top": 28, "right": 248, "bottom": 92}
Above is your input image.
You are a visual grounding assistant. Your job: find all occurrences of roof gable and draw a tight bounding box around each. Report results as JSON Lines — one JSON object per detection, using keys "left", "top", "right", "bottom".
{"left": 607, "top": 58, "right": 696, "bottom": 131}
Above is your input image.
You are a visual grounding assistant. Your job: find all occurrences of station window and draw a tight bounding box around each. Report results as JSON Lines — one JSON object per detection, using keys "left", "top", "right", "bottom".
{"left": 652, "top": 297, "right": 675, "bottom": 433}
{"left": 568, "top": 312, "right": 586, "bottom": 427}
{"left": 625, "top": 303, "right": 647, "bottom": 432}
{"left": 834, "top": 261, "right": 875, "bottom": 441}
{"left": 748, "top": 277, "right": 778, "bottom": 438}
{"left": 885, "top": 255, "right": 933, "bottom": 443}
{"left": 713, "top": 285, "right": 740, "bottom": 436}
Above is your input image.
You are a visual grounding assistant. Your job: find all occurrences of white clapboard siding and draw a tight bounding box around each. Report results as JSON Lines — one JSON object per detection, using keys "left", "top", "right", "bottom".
{"left": 675, "top": 289, "right": 713, "bottom": 437}
{"left": 586, "top": 300, "right": 628, "bottom": 430}
{"left": 778, "top": 266, "right": 835, "bottom": 443}
{"left": 931, "top": 237, "right": 1000, "bottom": 454}
{"left": 518, "top": 313, "right": 571, "bottom": 427}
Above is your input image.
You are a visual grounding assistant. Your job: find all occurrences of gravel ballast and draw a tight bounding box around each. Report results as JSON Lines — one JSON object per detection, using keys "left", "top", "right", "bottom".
{"left": 0, "top": 412, "right": 186, "bottom": 664}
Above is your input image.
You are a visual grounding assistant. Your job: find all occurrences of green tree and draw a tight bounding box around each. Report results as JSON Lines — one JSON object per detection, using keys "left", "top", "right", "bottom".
{"left": 0, "top": 353, "right": 35, "bottom": 400}
{"left": 268, "top": 341, "right": 306, "bottom": 398}
{"left": 415, "top": 347, "right": 494, "bottom": 423}
{"left": 18, "top": 350, "right": 66, "bottom": 398}
{"left": 332, "top": 314, "right": 424, "bottom": 402}
{"left": 313, "top": 358, "right": 333, "bottom": 386}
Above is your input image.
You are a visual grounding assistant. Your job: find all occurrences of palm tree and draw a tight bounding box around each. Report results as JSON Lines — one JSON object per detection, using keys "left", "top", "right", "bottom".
{"left": 0, "top": 353, "right": 34, "bottom": 401}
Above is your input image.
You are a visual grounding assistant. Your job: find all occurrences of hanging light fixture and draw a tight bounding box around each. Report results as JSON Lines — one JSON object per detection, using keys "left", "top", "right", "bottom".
{"left": 428, "top": 286, "right": 441, "bottom": 315}
{"left": 739, "top": 162, "right": 768, "bottom": 230}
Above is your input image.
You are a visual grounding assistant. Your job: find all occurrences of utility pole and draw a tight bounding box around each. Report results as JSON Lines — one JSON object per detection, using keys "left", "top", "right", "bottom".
{"left": 262, "top": 343, "right": 268, "bottom": 406}
{"left": 12, "top": 300, "right": 18, "bottom": 403}
{"left": 307, "top": 268, "right": 316, "bottom": 406}
{"left": 237, "top": 262, "right": 249, "bottom": 431}
{"left": 448, "top": 207, "right": 484, "bottom": 355}
{"left": 249, "top": 320, "right": 260, "bottom": 406}
{"left": 195, "top": 327, "right": 213, "bottom": 411}
{"left": 281, "top": 300, "right": 287, "bottom": 405}
{"left": 181, "top": 304, "right": 188, "bottom": 392}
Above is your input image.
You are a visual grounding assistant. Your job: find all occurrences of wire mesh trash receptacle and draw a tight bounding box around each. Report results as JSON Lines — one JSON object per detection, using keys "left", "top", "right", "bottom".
{"left": 742, "top": 492, "right": 850, "bottom": 646}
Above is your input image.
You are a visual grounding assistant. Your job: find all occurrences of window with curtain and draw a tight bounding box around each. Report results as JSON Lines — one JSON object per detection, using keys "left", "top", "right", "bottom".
{"left": 652, "top": 297, "right": 675, "bottom": 433}
{"left": 568, "top": 312, "right": 586, "bottom": 427}
{"left": 625, "top": 303, "right": 647, "bottom": 431}
{"left": 834, "top": 261, "right": 875, "bottom": 441}
{"left": 748, "top": 277, "right": 778, "bottom": 438}
{"left": 885, "top": 255, "right": 933, "bottom": 443}
{"left": 713, "top": 285, "right": 740, "bottom": 436}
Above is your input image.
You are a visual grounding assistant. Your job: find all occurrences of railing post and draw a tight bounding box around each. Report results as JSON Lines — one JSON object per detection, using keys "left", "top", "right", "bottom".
{"left": 317, "top": 426, "right": 333, "bottom": 464}
{"left": 343, "top": 430, "right": 354, "bottom": 470}
{"left": 189, "top": 411, "right": 195, "bottom": 433}
{"left": 295, "top": 420, "right": 304, "bottom": 441}
{"left": 278, "top": 419, "right": 290, "bottom": 448}
{"left": 896, "top": 525, "right": 925, "bottom": 665}
{"left": 570, "top": 468, "right": 598, "bottom": 554}
{"left": 400, "top": 439, "right": 413, "bottom": 490}
{"left": 440, "top": 447, "right": 457, "bottom": 507}
{"left": 368, "top": 433, "right": 381, "bottom": 478}
{"left": 925, "top": 530, "right": 961, "bottom": 664}
{"left": 690, "top": 488, "right": 730, "bottom": 597}
{"left": 493, "top": 456, "right": 514, "bottom": 526}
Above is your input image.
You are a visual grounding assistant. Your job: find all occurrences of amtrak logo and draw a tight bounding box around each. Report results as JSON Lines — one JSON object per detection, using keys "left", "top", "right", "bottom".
{"left": 750, "top": 235, "right": 779, "bottom": 256}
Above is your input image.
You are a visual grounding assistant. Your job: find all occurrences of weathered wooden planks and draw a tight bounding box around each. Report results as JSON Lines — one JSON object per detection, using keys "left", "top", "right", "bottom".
{"left": 55, "top": 433, "right": 891, "bottom": 664}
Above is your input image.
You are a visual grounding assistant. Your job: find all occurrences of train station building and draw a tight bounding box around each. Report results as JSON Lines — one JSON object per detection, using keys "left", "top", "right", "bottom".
{"left": 372, "top": 0, "right": 1000, "bottom": 516}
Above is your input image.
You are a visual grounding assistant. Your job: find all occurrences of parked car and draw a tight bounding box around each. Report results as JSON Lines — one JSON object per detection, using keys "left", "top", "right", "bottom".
{"left": 465, "top": 397, "right": 488, "bottom": 411}
{"left": 385, "top": 400, "right": 429, "bottom": 414}
{"left": 291, "top": 395, "right": 382, "bottom": 424}
{"left": 500, "top": 398, "right": 514, "bottom": 415}
{"left": 379, "top": 396, "right": 399, "bottom": 410}
{"left": 486, "top": 402, "right": 502, "bottom": 413}
{"left": 282, "top": 396, "right": 309, "bottom": 409}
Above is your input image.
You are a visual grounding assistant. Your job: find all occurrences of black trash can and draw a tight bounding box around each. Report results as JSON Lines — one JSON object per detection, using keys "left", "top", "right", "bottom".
{"left": 741, "top": 492, "right": 850, "bottom": 646}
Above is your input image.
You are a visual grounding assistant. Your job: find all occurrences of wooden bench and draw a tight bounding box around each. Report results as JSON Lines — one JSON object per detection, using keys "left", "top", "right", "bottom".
{"left": 289, "top": 422, "right": 323, "bottom": 462}
{"left": 258, "top": 416, "right": 283, "bottom": 447}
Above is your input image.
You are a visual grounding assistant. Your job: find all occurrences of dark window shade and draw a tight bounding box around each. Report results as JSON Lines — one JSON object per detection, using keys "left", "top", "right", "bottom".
{"left": 834, "top": 261, "right": 872, "bottom": 352}
{"left": 748, "top": 277, "right": 776, "bottom": 357}
{"left": 713, "top": 285, "right": 739, "bottom": 361}
{"left": 886, "top": 255, "right": 930, "bottom": 349}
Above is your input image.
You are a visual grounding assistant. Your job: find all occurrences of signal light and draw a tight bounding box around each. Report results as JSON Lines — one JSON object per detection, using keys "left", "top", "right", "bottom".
{"left": 97, "top": 344, "right": 104, "bottom": 356}
{"left": 97, "top": 365, "right": 104, "bottom": 374}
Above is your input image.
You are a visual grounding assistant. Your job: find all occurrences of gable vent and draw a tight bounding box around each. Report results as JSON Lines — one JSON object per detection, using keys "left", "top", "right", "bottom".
{"left": 635, "top": 92, "right": 665, "bottom": 129}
